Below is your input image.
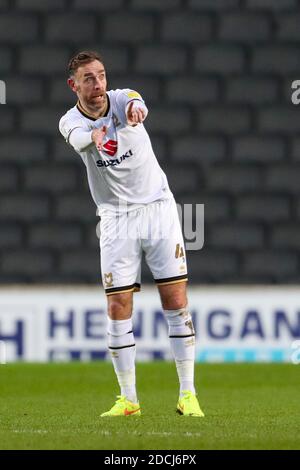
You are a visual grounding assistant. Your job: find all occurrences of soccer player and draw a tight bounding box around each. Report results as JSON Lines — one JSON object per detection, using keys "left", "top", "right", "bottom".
{"left": 59, "top": 51, "right": 204, "bottom": 417}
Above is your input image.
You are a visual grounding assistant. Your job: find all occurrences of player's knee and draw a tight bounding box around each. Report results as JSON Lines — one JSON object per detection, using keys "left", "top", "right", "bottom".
{"left": 108, "top": 296, "right": 132, "bottom": 320}
{"left": 158, "top": 282, "right": 188, "bottom": 311}
{"left": 162, "top": 294, "right": 187, "bottom": 311}
{"left": 108, "top": 301, "right": 127, "bottom": 319}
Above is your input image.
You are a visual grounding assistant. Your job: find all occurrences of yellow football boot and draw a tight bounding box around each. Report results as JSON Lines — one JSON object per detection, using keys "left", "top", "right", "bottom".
{"left": 101, "top": 396, "right": 141, "bottom": 417}
{"left": 177, "top": 391, "right": 205, "bottom": 417}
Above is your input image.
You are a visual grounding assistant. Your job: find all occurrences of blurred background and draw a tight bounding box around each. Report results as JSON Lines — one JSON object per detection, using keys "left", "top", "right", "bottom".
{"left": 1, "top": 0, "right": 300, "bottom": 285}
{"left": 0, "top": 0, "right": 300, "bottom": 363}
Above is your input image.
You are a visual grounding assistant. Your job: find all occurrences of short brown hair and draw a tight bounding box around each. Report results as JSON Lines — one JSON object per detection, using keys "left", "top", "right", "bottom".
{"left": 68, "top": 51, "right": 104, "bottom": 77}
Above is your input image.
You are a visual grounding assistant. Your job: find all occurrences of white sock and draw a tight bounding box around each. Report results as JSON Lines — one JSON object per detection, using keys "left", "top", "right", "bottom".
{"left": 164, "top": 307, "right": 196, "bottom": 397}
{"left": 107, "top": 317, "right": 138, "bottom": 403}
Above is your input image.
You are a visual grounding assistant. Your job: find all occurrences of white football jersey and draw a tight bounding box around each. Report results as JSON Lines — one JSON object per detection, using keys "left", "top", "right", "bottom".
{"left": 59, "top": 89, "right": 172, "bottom": 214}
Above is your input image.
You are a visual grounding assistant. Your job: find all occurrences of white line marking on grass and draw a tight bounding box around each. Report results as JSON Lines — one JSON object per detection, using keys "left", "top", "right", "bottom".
{"left": 96, "top": 430, "right": 203, "bottom": 438}
{"left": 11, "top": 429, "right": 203, "bottom": 438}
{"left": 12, "top": 430, "right": 48, "bottom": 434}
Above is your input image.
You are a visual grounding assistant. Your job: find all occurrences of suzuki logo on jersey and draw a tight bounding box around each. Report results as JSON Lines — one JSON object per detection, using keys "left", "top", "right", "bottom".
{"left": 96, "top": 149, "right": 133, "bottom": 168}
{"left": 103, "top": 139, "right": 118, "bottom": 157}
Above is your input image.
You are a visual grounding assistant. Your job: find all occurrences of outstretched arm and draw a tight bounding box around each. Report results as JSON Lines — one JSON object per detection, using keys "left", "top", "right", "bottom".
{"left": 115, "top": 89, "right": 148, "bottom": 127}
{"left": 65, "top": 125, "right": 107, "bottom": 153}
{"left": 126, "top": 101, "right": 147, "bottom": 126}
{"left": 91, "top": 126, "right": 107, "bottom": 151}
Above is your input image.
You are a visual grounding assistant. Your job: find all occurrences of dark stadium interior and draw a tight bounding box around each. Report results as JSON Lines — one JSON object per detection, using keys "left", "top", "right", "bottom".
{"left": 0, "top": 0, "right": 300, "bottom": 284}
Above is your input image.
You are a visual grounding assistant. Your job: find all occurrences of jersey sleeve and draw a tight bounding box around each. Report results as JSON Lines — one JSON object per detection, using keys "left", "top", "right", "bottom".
{"left": 59, "top": 114, "right": 83, "bottom": 143}
{"left": 114, "top": 89, "right": 148, "bottom": 125}
{"left": 59, "top": 114, "right": 93, "bottom": 153}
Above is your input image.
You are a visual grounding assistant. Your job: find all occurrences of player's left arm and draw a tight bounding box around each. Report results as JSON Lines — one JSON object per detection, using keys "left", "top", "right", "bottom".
{"left": 126, "top": 100, "right": 147, "bottom": 126}
{"left": 116, "top": 90, "right": 148, "bottom": 127}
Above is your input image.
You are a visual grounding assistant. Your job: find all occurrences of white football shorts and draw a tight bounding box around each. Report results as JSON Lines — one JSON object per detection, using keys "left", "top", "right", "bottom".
{"left": 99, "top": 197, "right": 188, "bottom": 295}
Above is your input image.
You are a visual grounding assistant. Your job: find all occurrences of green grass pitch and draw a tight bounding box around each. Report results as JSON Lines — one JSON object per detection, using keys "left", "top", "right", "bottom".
{"left": 0, "top": 362, "right": 299, "bottom": 450}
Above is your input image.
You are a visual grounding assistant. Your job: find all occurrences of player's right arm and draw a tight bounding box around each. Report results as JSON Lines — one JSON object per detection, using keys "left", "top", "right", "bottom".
{"left": 91, "top": 126, "right": 107, "bottom": 151}
{"left": 59, "top": 114, "right": 106, "bottom": 153}
{"left": 59, "top": 114, "right": 91, "bottom": 153}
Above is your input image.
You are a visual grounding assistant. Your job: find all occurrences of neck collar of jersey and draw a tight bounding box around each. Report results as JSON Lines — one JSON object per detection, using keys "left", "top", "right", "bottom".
{"left": 76, "top": 94, "right": 110, "bottom": 121}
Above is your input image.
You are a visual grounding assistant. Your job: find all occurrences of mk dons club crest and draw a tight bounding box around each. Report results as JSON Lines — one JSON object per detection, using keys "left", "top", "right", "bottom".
{"left": 104, "top": 272, "right": 114, "bottom": 288}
